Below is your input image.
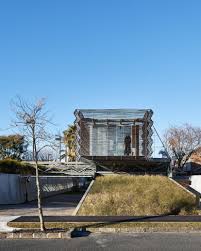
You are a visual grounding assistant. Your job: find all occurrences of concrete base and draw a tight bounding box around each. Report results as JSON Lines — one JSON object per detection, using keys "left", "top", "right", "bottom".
{"left": 0, "top": 216, "right": 20, "bottom": 233}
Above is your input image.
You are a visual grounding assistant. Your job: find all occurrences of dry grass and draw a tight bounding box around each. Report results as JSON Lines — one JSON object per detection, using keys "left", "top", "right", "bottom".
{"left": 78, "top": 175, "right": 196, "bottom": 216}
{"left": 8, "top": 222, "right": 201, "bottom": 232}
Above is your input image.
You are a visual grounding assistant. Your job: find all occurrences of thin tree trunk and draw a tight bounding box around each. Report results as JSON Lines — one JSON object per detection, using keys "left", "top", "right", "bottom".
{"left": 35, "top": 161, "right": 45, "bottom": 231}
{"left": 32, "top": 143, "right": 35, "bottom": 161}
{"left": 33, "top": 137, "right": 45, "bottom": 231}
{"left": 181, "top": 150, "right": 194, "bottom": 169}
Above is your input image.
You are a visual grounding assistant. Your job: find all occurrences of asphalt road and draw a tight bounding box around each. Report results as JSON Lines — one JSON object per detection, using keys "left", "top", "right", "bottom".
{"left": 1, "top": 233, "right": 201, "bottom": 251}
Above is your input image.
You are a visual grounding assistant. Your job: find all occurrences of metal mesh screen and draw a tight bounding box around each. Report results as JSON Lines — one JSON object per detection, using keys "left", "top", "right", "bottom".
{"left": 74, "top": 109, "right": 153, "bottom": 160}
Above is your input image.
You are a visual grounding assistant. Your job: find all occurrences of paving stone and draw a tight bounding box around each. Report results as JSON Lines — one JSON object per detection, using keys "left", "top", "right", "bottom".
{"left": 61, "top": 232, "right": 71, "bottom": 239}
{"left": 20, "top": 232, "right": 34, "bottom": 239}
{"left": 33, "top": 232, "right": 47, "bottom": 239}
{"left": 46, "top": 232, "right": 61, "bottom": 239}
{"left": 7, "top": 232, "right": 20, "bottom": 239}
{"left": 0, "top": 233, "right": 7, "bottom": 239}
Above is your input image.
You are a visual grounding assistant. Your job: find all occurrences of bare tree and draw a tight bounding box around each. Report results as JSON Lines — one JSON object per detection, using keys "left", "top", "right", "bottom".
{"left": 37, "top": 147, "right": 55, "bottom": 161}
{"left": 164, "top": 124, "right": 201, "bottom": 168}
{"left": 11, "top": 96, "right": 53, "bottom": 231}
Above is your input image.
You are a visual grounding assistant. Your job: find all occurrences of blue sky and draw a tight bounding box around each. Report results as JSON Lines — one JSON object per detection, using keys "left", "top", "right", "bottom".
{"left": 0, "top": 0, "right": 201, "bottom": 136}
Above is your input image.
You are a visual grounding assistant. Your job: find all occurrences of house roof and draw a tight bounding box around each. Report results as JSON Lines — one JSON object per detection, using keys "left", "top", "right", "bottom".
{"left": 74, "top": 109, "right": 153, "bottom": 120}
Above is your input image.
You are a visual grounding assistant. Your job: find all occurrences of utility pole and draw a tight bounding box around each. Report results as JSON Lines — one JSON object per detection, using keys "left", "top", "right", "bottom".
{"left": 55, "top": 134, "right": 62, "bottom": 162}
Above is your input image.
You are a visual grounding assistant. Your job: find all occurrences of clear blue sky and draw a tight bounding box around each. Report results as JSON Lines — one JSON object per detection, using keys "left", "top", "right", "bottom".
{"left": 0, "top": 0, "right": 201, "bottom": 136}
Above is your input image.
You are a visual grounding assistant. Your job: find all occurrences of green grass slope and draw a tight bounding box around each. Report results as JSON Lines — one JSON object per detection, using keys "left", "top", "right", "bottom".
{"left": 78, "top": 175, "right": 196, "bottom": 216}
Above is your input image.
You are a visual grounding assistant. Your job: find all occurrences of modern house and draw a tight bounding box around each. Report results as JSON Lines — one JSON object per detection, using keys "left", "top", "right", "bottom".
{"left": 74, "top": 109, "right": 170, "bottom": 175}
{"left": 74, "top": 109, "right": 153, "bottom": 159}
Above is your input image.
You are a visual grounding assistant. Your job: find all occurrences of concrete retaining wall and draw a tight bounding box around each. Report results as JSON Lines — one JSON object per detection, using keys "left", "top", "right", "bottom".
{"left": 0, "top": 174, "right": 25, "bottom": 204}
{"left": 190, "top": 175, "right": 201, "bottom": 193}
{"left": 0, "top": 174, "right": 85, "bottom": 205}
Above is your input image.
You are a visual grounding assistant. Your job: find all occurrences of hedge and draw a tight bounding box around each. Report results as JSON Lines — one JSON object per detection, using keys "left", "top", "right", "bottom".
{"left": 0, "top": 159, "right": 37, "bottom": 175}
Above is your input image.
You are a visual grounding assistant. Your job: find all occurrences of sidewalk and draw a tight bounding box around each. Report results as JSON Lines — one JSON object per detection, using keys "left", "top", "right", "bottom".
{"left": 0, "top": 216, "right": 20, "bottom": 233}
{"left": 10, "top": 215, "right": 201, "bottom": 223}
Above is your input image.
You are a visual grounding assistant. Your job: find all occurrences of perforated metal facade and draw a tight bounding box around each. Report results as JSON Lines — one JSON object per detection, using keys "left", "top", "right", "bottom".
{"left": 74, "top": 109, "right": 153, "bottom": 160}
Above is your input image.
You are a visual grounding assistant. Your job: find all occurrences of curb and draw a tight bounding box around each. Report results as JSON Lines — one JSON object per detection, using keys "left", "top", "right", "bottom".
{"left": 88, "top": 227, "right": 201, "bottom": 233}
{"left": 72, "top": 180, "right": 95, "bottom": 216}
{"left": 2, "top": 227, "right": 201, "bottom": 239}
{"left": 169, "top": 177, "right": 201, "bottom": 207}
{"left": 0, "top": 231, "right": 72, "bottom": 239}
{"left": 169, "top": 178, "right": 196, "bottom": 197}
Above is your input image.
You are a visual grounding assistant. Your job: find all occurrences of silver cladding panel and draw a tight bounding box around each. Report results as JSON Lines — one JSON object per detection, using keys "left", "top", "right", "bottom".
{"left": 75, "top": 109, "right": 152, "bottom": 120}
{"left": 74, "top": 109, "right": 153, "bottom": 160}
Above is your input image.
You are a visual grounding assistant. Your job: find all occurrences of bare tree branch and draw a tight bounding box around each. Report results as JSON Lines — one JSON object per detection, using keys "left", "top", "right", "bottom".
{"left": 11, "top": 96, "right": 54, "bottom": 232}
{"left": 164, "top": 124, "right": 201, "bottom": 168}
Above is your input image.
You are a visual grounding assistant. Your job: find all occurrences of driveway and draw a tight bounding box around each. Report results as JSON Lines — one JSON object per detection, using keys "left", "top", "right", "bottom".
{"left": 0, "top": 192, "right": 84, "bottom": 216}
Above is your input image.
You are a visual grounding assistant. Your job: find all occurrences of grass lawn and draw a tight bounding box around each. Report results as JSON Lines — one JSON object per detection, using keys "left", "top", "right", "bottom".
{"left": 77, "top": 175, "right": 196, "bottom": 216}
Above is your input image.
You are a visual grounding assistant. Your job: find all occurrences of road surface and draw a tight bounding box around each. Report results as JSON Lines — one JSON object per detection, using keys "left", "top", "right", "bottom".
{"left": 1, "top": 233, "right": 201, "bottom": 251}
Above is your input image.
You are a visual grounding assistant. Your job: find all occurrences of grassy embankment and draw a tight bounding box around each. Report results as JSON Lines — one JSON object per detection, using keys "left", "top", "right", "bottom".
{"left": 9, "top": 175, "right": 199, "bottom": 231}
{"left": 78, "top": 175, "right": 196, "bottom": 216}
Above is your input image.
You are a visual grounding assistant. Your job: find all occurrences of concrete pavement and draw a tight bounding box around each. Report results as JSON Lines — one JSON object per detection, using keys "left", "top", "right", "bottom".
{"left": 0, "top": 192, "right": 84, "bottom": 232}
{"left": 0, "top": 216, "right": 20, "bottom": 233}
{"left": 0, "top": 193, "right": 84, "bottom": 217}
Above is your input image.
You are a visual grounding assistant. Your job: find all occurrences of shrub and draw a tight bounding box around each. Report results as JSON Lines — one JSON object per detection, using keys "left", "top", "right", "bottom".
{"left": 0, "top": 159, "right": 36, "bottom": 175}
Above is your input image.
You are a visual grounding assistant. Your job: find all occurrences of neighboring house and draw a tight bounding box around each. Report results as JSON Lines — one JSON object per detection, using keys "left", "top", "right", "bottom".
{"left": 184, "top": 152, "right": 201, "bottom": 174}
